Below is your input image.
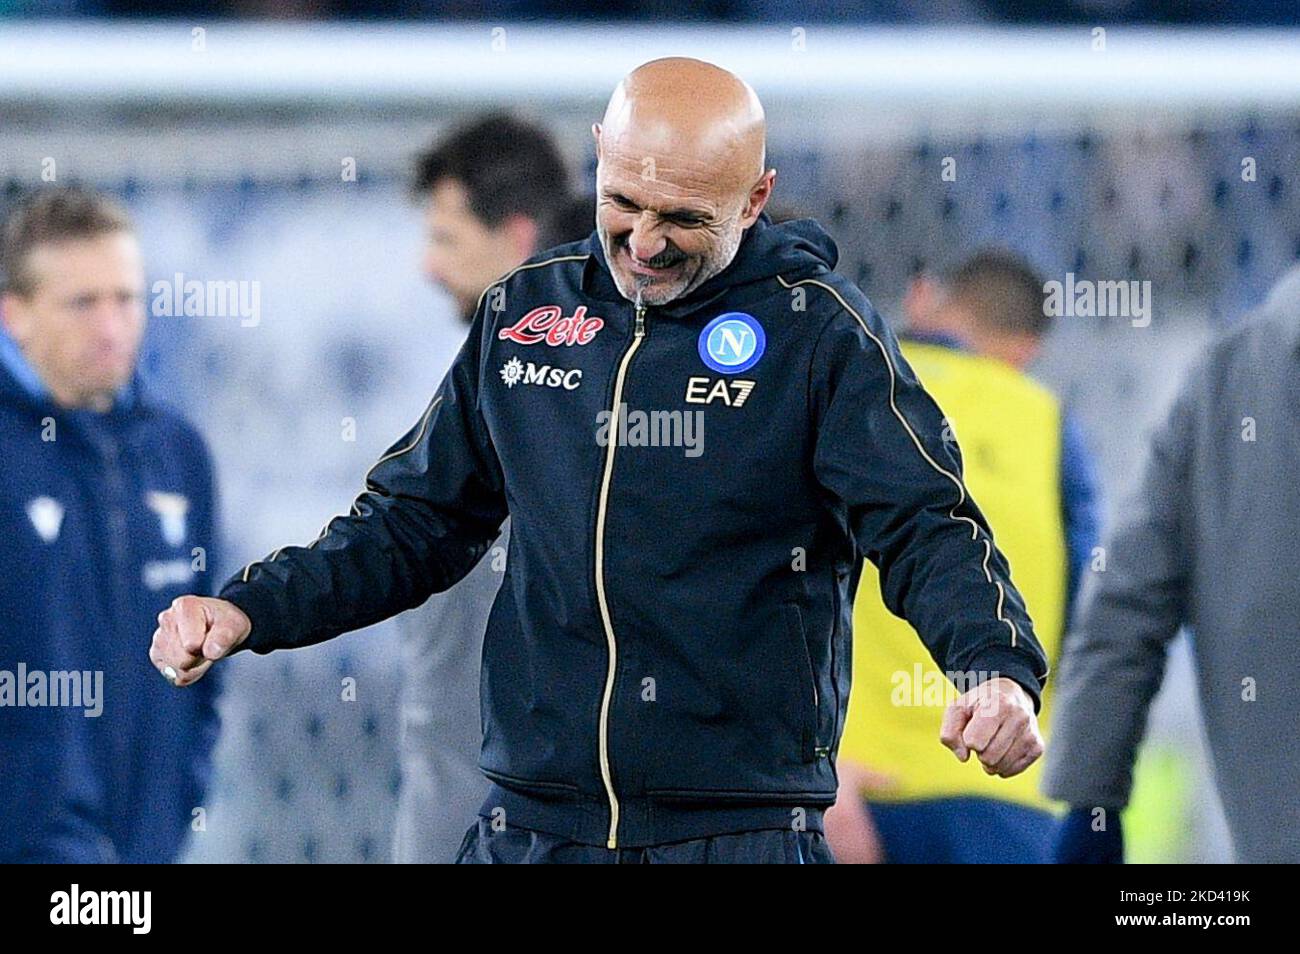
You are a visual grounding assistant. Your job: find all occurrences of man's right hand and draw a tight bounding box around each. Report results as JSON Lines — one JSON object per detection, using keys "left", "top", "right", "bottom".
{"left": 150, "top": 595, "right": 251, "bottom": 687}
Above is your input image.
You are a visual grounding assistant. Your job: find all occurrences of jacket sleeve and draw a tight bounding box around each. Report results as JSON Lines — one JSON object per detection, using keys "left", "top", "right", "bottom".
{"left": 810, "top": 299, "right": 1049, "bottom": 711}
{"left": 219, "top": 299, "right": 508, "bottom": 653}
{"left": 1041, "top": 362, "right": 1197, "bottom": 808}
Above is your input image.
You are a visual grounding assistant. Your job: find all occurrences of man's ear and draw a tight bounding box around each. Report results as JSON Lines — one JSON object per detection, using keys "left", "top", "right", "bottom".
{"left": 0, "top": 292, "right": 30, "bottom": 343}
{"left": 903, "top": 276, "right": 945, "bottom": 329}
{"left": 741, "top": 168, "right": 776, "bottom": 226}
{"left": 501, "top": 214, "right": 541, "bottom": 259}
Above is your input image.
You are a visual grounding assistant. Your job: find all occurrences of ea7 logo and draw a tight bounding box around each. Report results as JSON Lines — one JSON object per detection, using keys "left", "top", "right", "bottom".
{"left": 684, "top": 377, "right": 756, "bottom": 407}
{"left": 500, "top": 357, "right": 582, "bottom": 391}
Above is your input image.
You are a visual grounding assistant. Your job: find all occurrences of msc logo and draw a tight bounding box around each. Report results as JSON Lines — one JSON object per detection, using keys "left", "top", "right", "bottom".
{"left": 685, "top": 377, "right": 756, "bottom": 407}
{"left": 698, "top": 312, "right": 765, "bottom": 374}
{"left": 500, "top": 357, "right": 582, "bottom": 391}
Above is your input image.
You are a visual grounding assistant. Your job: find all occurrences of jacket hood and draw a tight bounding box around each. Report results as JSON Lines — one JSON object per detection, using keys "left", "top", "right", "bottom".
{"left": 582, "top": 212, "right": 839, "bottom": 318}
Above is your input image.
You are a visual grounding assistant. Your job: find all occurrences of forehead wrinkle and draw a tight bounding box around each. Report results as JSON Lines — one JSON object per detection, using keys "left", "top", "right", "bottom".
{"left": 612, "top": 116, "right": 752, "bottom": 163}
{"left": 600, "top": 145, "right": 741, "bottom": 217}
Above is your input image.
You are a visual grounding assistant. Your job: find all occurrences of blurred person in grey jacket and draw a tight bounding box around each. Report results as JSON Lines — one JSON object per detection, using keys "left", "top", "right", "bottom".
{"left": 1044, "top": 264, "right": 1300, "bottom": 863}
{"left": 395, "top": 114, "right": 584, "bottom": 863}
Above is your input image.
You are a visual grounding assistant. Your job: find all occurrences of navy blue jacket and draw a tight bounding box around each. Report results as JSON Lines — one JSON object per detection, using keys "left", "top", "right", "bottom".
{"left": 222, "top": 216, "right": 1048, "bottom": 848}
{"left": 0, "top": 345, "right": 220, "bottom": 863}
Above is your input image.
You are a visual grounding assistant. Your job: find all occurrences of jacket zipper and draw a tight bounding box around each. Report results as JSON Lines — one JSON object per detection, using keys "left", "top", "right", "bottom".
{"left": 594, "top": 299, "right": 647, "bottom": 849}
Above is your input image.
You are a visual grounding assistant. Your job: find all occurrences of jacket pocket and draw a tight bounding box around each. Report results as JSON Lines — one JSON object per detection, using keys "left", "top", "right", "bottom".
{"left": 783, "top": 603, "right": 821, "bottom": 763}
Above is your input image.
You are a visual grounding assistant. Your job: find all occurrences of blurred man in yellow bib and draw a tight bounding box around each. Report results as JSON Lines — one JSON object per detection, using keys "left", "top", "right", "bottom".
{"left": 826, "top": 251, "right": 1100, "bottom": 863}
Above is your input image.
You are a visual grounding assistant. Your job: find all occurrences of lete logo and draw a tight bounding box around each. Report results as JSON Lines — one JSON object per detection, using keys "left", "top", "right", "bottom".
{"left": 499, "top": 305, "right": 604, "bottom": 346}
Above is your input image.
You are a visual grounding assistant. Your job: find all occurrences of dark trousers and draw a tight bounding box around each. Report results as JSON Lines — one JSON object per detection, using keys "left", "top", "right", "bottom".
{"left": 455, "top": 818, "right": 836, "bottom": 864}
{"left": 868, "top": 796, "right": 1055, "bottom": 863}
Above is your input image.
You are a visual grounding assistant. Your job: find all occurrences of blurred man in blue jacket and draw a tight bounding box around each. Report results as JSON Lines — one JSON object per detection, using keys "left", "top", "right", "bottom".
{"left": 0, "top": 187, "right": 220, "bottom": 862}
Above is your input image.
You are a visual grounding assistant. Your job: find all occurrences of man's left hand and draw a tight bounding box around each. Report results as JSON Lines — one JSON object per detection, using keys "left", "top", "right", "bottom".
{"left": 939, "top": 676, "right": 1043, "bottom": 778}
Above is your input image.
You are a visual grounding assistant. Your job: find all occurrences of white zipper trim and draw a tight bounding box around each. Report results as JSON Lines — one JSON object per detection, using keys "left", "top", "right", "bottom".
{"left": 593, "top": 304, "right": 645, "bottom": 850}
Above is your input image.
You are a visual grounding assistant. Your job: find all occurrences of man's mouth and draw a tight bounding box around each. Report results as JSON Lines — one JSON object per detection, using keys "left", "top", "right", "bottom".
{"left": 623, "top": 245, "right": 686, "bottom": 278}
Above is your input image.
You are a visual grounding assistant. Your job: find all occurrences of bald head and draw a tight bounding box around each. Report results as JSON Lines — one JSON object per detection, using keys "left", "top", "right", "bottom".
{"left": 594, "top": 58, "right": 775, "bottom": 305}
{"left": 602, "top": 58, "right": 767, "bottom": 192}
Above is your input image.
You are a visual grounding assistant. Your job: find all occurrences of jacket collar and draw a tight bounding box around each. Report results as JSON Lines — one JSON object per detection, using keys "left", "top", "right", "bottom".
{"left": 0, "top": 327, "right": 143, "bottom": 420}
{"left": 0, "top": 326, "right": 49, "bottom": 404}
{"left": 900, "top": 329, "right": 970, "bottom": 353}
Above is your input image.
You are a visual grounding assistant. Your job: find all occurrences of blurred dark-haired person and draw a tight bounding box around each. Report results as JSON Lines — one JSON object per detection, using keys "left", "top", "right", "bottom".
{"left": 394, "top": 114, "right": 579, "bottom": 863}
{"left": 0, "top": 187, "right": 220, "bottom": 862}
{"left": 827, "top": 250, "right": 1100, "bottom": 863}
{"left": 1045, "top": 263, "right": 1300, "bottom": 864}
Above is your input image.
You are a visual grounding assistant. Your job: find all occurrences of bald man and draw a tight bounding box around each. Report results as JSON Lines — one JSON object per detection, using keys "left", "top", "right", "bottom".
{"left": 150, "top": 58, "right": 1049, "bottom": 864}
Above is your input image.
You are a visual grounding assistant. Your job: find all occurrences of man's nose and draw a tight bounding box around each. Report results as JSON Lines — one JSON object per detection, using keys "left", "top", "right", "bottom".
{"left": 96, "top": 302, "right": 136, "bottom": 344}
{"left": 627, "top": 215, "right": 668, "bottom": 263}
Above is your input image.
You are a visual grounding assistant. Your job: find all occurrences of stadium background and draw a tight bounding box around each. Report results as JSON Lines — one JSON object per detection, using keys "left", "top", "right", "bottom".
{"left": 3, "top": 3, "right": 1298, "bottom": 862}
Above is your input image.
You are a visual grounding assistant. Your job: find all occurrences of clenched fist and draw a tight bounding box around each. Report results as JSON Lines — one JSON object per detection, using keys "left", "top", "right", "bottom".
{"left": 940, "top": 676, "right": 1043, "bottom": 778}
{"left": 149, "top": 595, "right": 251, "bottom": 687}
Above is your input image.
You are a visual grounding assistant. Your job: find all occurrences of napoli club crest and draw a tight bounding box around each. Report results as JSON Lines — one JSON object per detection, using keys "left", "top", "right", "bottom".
{"left": 698, "top": 312, "right": 765, "bottom": 374}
